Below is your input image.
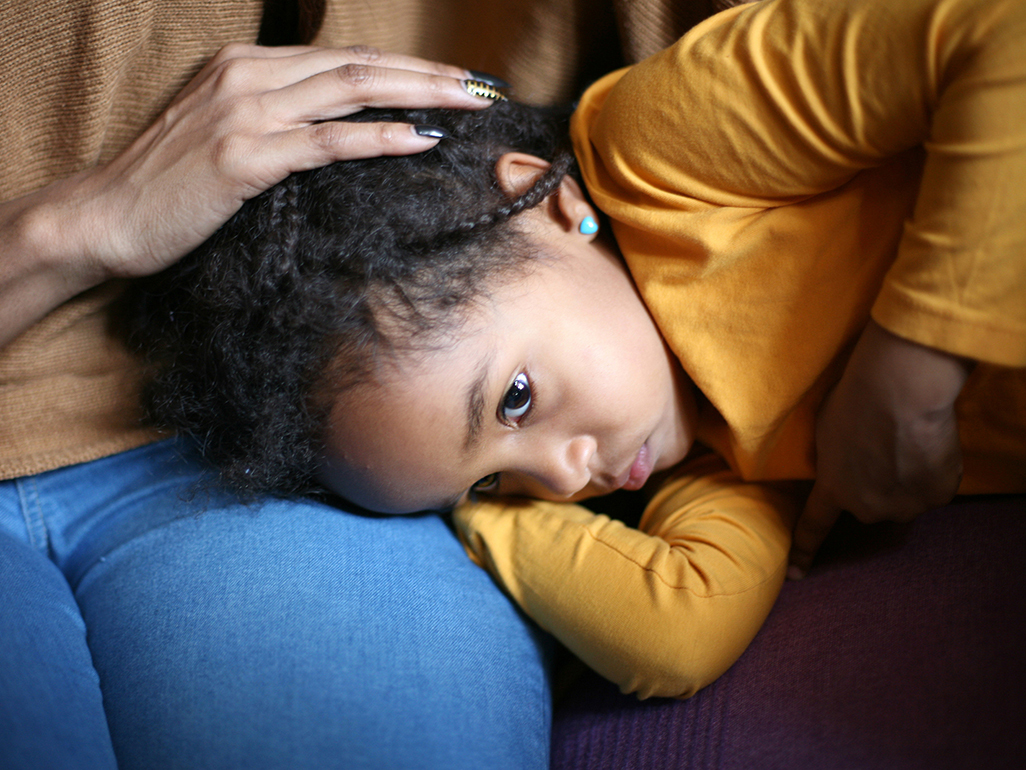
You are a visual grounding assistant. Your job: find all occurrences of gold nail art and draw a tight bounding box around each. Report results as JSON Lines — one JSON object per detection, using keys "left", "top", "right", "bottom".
{"left": 463, "top": 79, "right": 508, "bottom": 101}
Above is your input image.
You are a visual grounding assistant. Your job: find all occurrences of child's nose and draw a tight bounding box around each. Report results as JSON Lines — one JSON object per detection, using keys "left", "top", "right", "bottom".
{"left": 531, "top": 434, "right": 596, "bottom": 498}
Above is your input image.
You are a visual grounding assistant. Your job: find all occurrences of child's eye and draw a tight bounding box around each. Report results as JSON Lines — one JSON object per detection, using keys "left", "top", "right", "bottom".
{"left": 502, "top": 373, "right": 532, "bottom": 424}
{"left": 471, "top": 473, "right": 499, "bottom": 493}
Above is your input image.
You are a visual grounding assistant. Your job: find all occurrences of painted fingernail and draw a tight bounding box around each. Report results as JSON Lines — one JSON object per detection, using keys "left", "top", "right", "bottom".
{"left": 414, "top": 124, "right": 450, "bottom": 139}
{"left": 468, "top": 70, "right": 511, "bottom": 89}
{"left": 463, "top": 79, "right": 508, "bottom": 101}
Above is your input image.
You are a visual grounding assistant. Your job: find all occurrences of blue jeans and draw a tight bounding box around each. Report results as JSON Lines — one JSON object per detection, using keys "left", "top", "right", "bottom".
{"left": 0, "top": 439, "right": 553, "bottom": 769}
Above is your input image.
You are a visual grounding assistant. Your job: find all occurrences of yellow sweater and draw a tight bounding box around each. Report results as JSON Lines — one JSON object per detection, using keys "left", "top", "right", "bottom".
{"left": 575, "top": 0, "right": 1026, "bottom": 490}
{"left": 457, "top": 0, "right": 1026, "bottom": 699}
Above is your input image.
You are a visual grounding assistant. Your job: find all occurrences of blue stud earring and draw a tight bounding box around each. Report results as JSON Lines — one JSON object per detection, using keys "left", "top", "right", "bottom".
{"left": 579, "top": 215, "right": 598, "bottom": 235}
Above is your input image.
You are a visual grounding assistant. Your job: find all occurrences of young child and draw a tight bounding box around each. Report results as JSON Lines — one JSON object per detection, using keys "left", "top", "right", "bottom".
{"left": 133, "top": 0, "right": 1025, "bottom": 699}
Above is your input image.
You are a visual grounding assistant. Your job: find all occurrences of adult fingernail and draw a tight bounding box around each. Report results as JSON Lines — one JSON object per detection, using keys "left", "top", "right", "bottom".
{"left": 463, "top": 79, "right": 508, "bottom": 101}
{"left": 787, "top": 565, "right": 807, "bottom": 581}
{"left": 468, "top": 70, "right": 511, "bottom": 89}
{"left": 414, "top": 124, "right": 450, "bottom": 139}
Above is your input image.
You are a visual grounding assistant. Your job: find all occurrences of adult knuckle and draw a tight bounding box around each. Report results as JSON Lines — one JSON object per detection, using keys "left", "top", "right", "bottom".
{"left": 344, "top": 45, "right": 383, "bottom": 63}
{"left": 210, "top": 56, "right": 256, "bottom": 95}
{"left": 334, "top": 62, "right": 375, "bottom": 89}
{"left": 209, "top": 132, "right": 251, "bottom": 175}
{"left": 375, "top": 123, "right": 398, "bottom": 144}
{"left": 312, "top": 121, "right": 354, "bottom": 153}
{"left": 421, "top": 73, "right": 448, "bottom": 96}
{"left": 214, "top": 42, "right": 254, "bottom": 63}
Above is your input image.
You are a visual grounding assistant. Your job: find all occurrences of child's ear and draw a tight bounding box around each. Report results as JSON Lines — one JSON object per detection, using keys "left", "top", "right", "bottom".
{"left": 495, "top": 152, "right": 600, "bottom": 239}
{"left": 495, "top": 152, "right": 551, "bottom": 196}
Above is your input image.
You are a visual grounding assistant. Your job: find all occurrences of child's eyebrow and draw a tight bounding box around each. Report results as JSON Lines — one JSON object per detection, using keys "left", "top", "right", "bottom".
{"left": 463, "top": 356, "right": 492, "bottom": 452}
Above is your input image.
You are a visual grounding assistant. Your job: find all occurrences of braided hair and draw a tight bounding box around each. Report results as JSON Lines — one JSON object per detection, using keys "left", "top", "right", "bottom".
{"left": 131, "top": 99, "right": 578, "bottom": 496}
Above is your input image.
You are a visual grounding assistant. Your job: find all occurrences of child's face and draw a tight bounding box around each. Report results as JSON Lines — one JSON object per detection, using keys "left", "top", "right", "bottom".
{"left": 319, "top": 208, "right": 698, "bottom": 514}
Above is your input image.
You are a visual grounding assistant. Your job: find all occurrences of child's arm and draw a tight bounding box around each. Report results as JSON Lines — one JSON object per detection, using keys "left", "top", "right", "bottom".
{"left": 790, "top": 320, "right": 975, "bottom": 575}
{"left": 786, "top": 0, "right": 1026, "bottom": 569}
{"left": 580, "top": 0, "right": 1026, "bottom": 546}
{"left": 453, "top": 455, "right": 798, "bottom": 699}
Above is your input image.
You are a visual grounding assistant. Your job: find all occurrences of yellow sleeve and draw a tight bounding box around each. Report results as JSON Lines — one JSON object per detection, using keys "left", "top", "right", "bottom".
{"left": 453, "top": 456, "right": 798, "bottom": 699}
{"left": 575, "top": 0, "right": 1026, "bottom": 367}
{"left": 869, "top": 0, "right": 1026, "bottom": 365}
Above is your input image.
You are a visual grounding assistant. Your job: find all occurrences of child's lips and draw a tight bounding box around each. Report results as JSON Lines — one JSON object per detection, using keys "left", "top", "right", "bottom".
{"left": 618, "top": 443, "right": 653, "bottom": 491}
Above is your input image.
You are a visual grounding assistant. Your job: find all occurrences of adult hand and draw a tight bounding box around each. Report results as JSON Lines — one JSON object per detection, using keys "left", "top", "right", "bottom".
{"left": 789, "top": 320, "right": 974, "bottom": 577}
{"left": 1, "top": 45, "right": 494, "bottom": 347}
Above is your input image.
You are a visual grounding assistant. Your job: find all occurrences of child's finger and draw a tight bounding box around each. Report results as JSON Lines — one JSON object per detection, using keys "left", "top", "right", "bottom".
{"left": 788, "top": 484, "right": 841, "bottom": 578}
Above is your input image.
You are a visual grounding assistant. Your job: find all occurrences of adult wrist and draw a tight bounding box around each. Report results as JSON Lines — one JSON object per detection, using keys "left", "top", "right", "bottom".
{"left": 0, "top": 175, "right": 115, "bottom": 347}
{"left": 17, "top": 172, "right": 116, "bottom": 287}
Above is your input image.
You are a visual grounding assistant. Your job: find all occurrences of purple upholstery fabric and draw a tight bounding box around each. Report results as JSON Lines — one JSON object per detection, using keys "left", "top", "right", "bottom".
{"left": 551, "top": 496, "right": 1026, "bottom": 769}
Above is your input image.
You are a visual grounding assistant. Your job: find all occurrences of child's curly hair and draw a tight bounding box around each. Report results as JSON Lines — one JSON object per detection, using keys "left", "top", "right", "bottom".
{"left": 130, "top": 100, "right": 578, "bottom": 497}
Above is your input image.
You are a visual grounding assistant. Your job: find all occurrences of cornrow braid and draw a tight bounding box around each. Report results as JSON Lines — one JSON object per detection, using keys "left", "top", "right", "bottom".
{"left": 405, "top": 149, "right": 574, "bottom": 254}
{"left": 131, "top": 99, "right": 582, "bottom": 496}
{"left": 498, "top": 152, "right": 575, "bottom": 222}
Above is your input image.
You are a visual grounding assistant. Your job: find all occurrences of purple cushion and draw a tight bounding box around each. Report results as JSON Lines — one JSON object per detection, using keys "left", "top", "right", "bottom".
{"left": 551, "top": 496, "right": 1026, "bottom": 769}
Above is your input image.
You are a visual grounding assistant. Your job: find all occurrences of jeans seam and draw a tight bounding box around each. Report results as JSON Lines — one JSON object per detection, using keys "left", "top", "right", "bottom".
{"left": 16, "top": 477, "right": 50, "bottom": 555}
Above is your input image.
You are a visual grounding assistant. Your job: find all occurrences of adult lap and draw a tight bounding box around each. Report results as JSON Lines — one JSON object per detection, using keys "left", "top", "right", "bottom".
{"left": 2, "top": 439, "right": 553, "bottom": 770}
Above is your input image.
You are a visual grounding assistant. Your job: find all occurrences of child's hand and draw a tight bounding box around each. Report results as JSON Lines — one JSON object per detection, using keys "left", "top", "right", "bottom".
{"left": 789, "top": 320, "right": 974, "bottom": 577}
